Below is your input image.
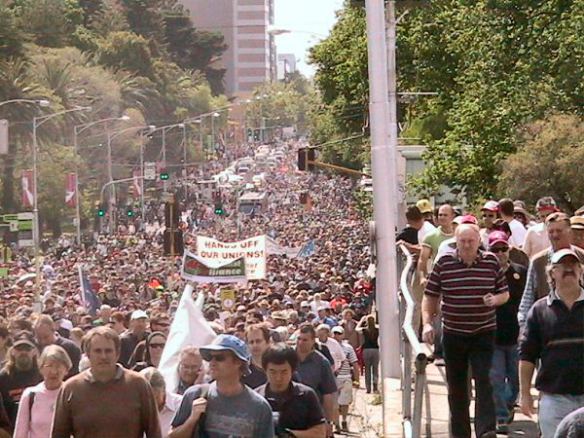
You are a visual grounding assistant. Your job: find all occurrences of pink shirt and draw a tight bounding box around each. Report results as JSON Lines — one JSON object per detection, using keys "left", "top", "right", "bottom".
{"left": 13, "top": 382, "right": 60, "bottom": 438}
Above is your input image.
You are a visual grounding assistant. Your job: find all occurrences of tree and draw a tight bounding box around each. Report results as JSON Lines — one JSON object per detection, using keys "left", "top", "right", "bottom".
{"left": 498, "top": 114, "right": 584, "bottom": 213}
{"left": 11, "top": 0, "right": 84, "bottom": 47}
{"left": 97, "top": 31, "right": 155, "bottom": 78}
{"left": 0, "top": 2, "right": 26, "bottom": 58}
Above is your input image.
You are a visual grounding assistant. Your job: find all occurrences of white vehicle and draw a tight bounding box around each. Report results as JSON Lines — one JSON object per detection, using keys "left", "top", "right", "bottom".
{"left": 238, "top": 191, "right": 268, "bottom": 215}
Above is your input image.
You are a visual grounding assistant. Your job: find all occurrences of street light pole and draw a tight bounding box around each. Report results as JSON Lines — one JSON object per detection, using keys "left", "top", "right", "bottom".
{"left": 32, "top": 106, "right": 91, "bottom": 306}
{"left": 365, "top": 1, "right": 400, "bottom": 436}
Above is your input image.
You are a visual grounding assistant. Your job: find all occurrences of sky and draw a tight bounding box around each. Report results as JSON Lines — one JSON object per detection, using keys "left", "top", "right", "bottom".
{"left": 273, "top": 0, "right": 345, "bottom": 77}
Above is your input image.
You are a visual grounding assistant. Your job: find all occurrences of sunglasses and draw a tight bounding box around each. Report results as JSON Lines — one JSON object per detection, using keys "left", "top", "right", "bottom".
{"left": 490, "top": 246, "right": 509, "bottom": 253}
{"left": 209, "top": 353, "right": 227, "bottom": 362}
{"left": 149, "top": 343, "right": 165, "bottom": 349}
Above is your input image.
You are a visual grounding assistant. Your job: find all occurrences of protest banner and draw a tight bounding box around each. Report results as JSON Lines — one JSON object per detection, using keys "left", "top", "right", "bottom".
{"left": 196, "top": 235, "right": 266, "bottom": 280}
{"left": 181, "top": 250, "right": 246, "bottom": 283}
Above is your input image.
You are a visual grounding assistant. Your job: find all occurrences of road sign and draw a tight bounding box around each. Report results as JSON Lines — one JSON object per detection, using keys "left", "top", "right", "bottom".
{"left": 144, "top": 162, "right": 156, "bottom": 180}
{"left": 220, "top": 287, "right": 236, "bottom": 310}
{"left": 1, "top": 213, "right": 33, "bottom": 247}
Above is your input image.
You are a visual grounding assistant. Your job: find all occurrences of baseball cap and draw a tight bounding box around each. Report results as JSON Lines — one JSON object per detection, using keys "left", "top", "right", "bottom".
{"left": 551, "top": 248, "right": 580, "bottom": 264}
{"left": 457, "top": 214, "right": 478, "bottom": 225}
{"left": 536, "top": 196, "right": 557, "bottom": 211}
{"left": 481, "top": 200, "right": 499, "bottom": 212}
{"left": 131, "top": 310, "right": 148, "bottom": 320}
{"left": 13, "top": 331, "right": 37, "bottom": 349}
{"left": 513, "top": 200, "right": 529, "bottom": 216}
{"left": 331, "top": 326, "right": 344, "bottom": 335}
{"left": 316, "top": 323, "right": 331, "bottom": 332}
{"left": 488, "top": 231, "right": 509, "bottom": 248}
{"left": 416, "top": 199, "right": 433, "bottom": 214}
{"left": 200, "top": 334, "right": 251, "bottom": 363}
{"left": 570, "top": 216, "right": 584, "bottom": 230}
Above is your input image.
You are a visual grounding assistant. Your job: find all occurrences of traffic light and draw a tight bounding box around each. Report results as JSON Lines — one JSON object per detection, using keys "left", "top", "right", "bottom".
{"left": 97, "top": 204, "right": 105, "bottom": 217}
{"left": 298, "top": 148, "right": 316, "bottom": 171}
{"left": 214, "top": 203, "right": 224, "bottom": 215}
{"left": 160, "top": 169, "right": 169, "bottom": 180}
{"left": 163, "top": 229, "right": 184, "bottom": 256}
{"left": 126, "top": 208, "right": 134, "bottom": 217}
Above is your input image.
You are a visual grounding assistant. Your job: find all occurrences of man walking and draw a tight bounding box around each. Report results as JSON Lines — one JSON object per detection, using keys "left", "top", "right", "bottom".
{"left": 518, "top": 212, "right": 584, "bottom": 327}
{"left": 51, "top": 326, "right": 161, "bottom": 438}
{"left": 519, "top": 249, "right": 584, "bottom": 438}
{"left": 422, "top": 224, "right": 509, "bottom": 438}
{"left": 169, "top": 334, "right": 273, "bottom": 438}
{"left": 486, "top": 231, "right": 527, "bottom": 433}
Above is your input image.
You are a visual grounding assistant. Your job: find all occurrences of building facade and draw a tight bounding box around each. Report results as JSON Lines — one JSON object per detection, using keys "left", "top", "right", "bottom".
{"left": 180, "top": 0, "right": 276, "bottom": 97}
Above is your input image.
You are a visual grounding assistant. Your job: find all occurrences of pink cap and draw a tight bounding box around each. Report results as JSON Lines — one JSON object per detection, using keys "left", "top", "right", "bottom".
{"left": 488, "top": 231, "right": 509, "bottom": 248}
{"left": 459, "top": 214, "right": 478, "bottom": 225}
{"left": 482, "top": 200, "right": 499, "bottom": 212}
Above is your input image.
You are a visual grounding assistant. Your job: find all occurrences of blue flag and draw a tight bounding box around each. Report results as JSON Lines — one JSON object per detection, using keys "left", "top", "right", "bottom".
{"left": 297, "top": 239, "right": 317, "bottom": 258}
{"left": 77, "top": 265, "right": 101, "bottom": 317}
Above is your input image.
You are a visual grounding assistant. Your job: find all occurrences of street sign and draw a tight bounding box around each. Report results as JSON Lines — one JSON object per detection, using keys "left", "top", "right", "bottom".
{"left": 144, "top": 162, "right": 156, "bottom": 180}
{"left": 220, "top": 287, "right": 236, "bottom": 310}
{"left": 1, "top": 213, "right": 33, "bottom": 247}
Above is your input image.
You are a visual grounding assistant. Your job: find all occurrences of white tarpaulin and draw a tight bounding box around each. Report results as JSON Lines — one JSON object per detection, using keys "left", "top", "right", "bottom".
{"left": 196, "top": 235, "right": 267, "bottom": 280}
{"left": 158, "top": 285, "right": 217, "bottom": 393}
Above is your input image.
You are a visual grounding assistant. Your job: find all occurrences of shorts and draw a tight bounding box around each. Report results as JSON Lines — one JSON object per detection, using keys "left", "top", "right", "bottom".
{"left": 337, "top": 377, "right": 353, "bottom": 406}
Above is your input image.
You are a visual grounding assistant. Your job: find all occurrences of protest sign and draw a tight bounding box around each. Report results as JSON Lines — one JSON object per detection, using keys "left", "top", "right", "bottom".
{"left": 220, "top": 287, "right": 236, "bottom": 310}
{"left": 181, "top": 250, "right": 246, "bottom": 283}
{"left": 196, "top": 235, "right": 266, "bottom": 280}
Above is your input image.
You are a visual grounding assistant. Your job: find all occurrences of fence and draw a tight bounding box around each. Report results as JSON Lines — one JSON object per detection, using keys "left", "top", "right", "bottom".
{"left": 397, "top": 244, "right": 433, "bottom": 438}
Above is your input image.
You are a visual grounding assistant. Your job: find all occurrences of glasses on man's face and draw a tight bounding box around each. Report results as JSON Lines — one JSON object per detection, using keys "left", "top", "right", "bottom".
{"left": 149, "top": 343, "right": 165, "bottom": 349}
{"left": 490, "top": 246, "right": 509, "bottom": 254}
{"left": 209, "top": 353, "right": 227, "bottom": 362}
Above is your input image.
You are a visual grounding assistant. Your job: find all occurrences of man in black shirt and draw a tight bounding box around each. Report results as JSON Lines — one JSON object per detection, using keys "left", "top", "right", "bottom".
{"left": 519, "top": 249, "right": 584, "bottom": 438}
{"left": 486, "top": 231, "right": 526, "bottom": 433}
{"left": 256, "top": 344, "right": 326, "bottom": 438}
{"left": 0, "top": 331, "right": 42, "bottom": 429}
{"left": 119, "top": 310, "right": 150, "bottom": 367}
{"left": 34, "top": 314, "right": 81, "bottom": 377}
{"left": 396, "top": 206, "right": 424, "bottom": 254}
{"left": 242, "top": 323, "right": 270, "bottom": 389}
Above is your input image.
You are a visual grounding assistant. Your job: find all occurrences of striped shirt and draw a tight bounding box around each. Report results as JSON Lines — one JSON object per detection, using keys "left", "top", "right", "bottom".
{"left": 424, "top": 251, "right": 509, "bottom": 335}
{"left": 337, "top": 341, "right": 358, "bottom": 379}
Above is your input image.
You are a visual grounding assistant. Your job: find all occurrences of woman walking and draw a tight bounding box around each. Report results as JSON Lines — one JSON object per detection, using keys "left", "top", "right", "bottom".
{"left": 357, "top": 314, "right": 379, "bottom": 393}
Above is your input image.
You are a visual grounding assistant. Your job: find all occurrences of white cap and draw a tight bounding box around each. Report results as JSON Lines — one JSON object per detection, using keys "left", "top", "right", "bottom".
{"left": 131, "top": 310, "right": 149, "bottom": 320}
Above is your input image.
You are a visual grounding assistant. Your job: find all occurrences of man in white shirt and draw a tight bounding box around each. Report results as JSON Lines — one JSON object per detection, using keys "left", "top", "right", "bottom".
{"left": 316, "top": 324, "right": 345, "bottom": 373}
{"left": 416, "top": 199, "right": 436, "bottom": 242}
{"left": 523, "top": 197, "right": 556, "bottom": 258}
{"left": 499, "top": 198, "right": 527, "bottom": 248}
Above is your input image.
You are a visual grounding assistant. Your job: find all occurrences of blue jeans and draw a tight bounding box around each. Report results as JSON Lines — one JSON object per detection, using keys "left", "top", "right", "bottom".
{"left": 489, "top": 344, "right": 519, "bottom": 422}
{"left": 539, "top": 393, "right": 584, "bottom": 438}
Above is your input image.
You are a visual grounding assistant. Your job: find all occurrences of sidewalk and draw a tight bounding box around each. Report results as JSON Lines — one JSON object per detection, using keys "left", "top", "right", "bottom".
{"left": 345, "top": 363, "right": 539, "bottom": 438}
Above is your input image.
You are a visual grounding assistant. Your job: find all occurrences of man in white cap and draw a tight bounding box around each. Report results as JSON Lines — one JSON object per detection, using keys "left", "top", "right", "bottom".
{"left": 480, "top": 200, "right": 500, "bottom": 248}
{"left": 169, "top": 334, "right": 273, "bottom": 438}
{"left": 119, "top": 310, "right": 150, "bottom": 367}
{"left": 519, "top": 249, "right": 584, "bottom": 438}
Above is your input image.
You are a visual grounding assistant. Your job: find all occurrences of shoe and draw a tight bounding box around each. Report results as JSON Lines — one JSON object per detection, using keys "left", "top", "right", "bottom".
{"left": 342, "top": 421, "right": 348, "bottom": 431}
{"left": 496, "top": 421, "right": 509, "bottom": 435}
{"left": 334, "top": 423, "right": 342, "bottom": 434}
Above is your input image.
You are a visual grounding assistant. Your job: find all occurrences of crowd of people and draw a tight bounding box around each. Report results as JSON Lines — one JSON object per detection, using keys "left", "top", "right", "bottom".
{"left": 396, "top": 196, "right": 584, "bottom": 438}
{"left": 0, "top": 142, "right": 378, "bottom": 437}
{"left": 1, "top": 137, "right": 582, "bottom": 438}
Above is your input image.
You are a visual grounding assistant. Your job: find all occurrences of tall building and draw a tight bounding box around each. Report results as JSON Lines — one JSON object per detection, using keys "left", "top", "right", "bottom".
{"left": 180, "top": 0, "right": 276, "bottom": 97}
{"left": 277, "top": 53, "right": 296, "bottom": 80}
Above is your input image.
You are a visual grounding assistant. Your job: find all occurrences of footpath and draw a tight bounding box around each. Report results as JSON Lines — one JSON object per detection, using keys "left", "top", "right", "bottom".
{"left": 344, "top": 363, "right": 539, "bottom": 438}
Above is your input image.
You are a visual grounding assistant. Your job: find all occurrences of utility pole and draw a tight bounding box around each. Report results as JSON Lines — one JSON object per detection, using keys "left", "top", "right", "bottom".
{"left": 365, "top": 1, "right": 401, "bottom": 437}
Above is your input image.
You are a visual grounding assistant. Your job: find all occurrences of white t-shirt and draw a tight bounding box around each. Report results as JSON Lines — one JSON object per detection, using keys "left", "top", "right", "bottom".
{"left": 508, "top": 219, "right": 527, "bottom": 248}
{"left": 435, "top": 237, "right": 457, "bottom": 262}
{"left": 523, "top": 222, "right": 550, "bottom": 258}
{"left": 418, "top": 221, "right": 436, "bottom": 243}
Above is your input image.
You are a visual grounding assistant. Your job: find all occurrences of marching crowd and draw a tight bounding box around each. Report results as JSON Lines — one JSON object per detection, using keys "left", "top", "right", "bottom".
{"left": 397, "top": 196, "right": 584, "bottom": 438}
{"left": 0, "top": 143, "right": 377, "bottom": 438}
{"left": 0, "top": 138, "right": 582, "bottom": 438}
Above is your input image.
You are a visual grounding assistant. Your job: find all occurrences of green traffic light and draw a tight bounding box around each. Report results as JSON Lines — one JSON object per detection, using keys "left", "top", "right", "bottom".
{"left": 98, "top": 209, "right": 105, "bottom": 217}
{"left": 127, "top": 210, "right": 134, "bottom": 217}
{"left": 214, "top": 207, "right": 224, "bottom": 215}
{"left": 160, "top": 172, "right": 169, "bottom": 180}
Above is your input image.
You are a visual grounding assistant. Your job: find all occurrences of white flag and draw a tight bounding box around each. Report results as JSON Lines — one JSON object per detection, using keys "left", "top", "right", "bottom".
{"left": 158, "top": 284, "right": 217, "bottom": 393}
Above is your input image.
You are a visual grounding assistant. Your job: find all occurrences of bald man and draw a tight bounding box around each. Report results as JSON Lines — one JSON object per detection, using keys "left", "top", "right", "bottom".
{"left": 422, "top": 224, "right": 509, "bottom": 438}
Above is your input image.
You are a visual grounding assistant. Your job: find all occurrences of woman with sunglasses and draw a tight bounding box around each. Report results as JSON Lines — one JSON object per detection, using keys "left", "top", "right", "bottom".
{"left": 132, "top": 332, "right": 166, "bottom": 372}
